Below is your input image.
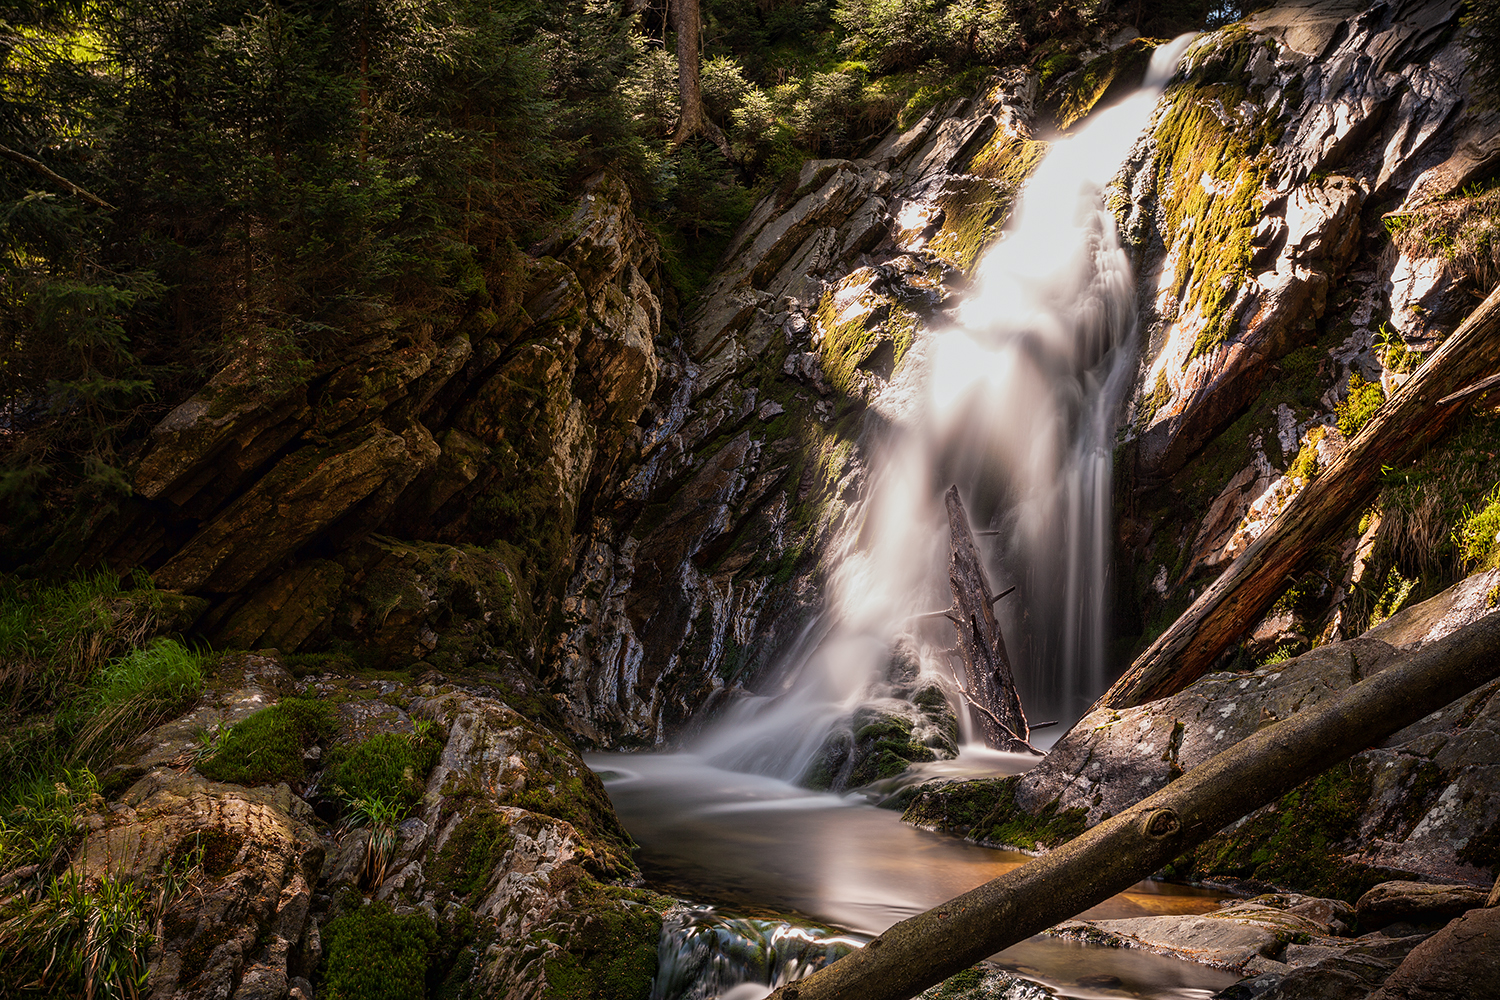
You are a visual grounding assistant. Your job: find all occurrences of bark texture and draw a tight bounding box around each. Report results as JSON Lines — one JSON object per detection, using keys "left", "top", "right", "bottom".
{"left": 764, "top": 608, "right": 1500, "bottom": 1000}
{"left": 1099, "top": 283, "right": 1500, "bottom": 712}
{"left": 945, "top": 485, "right": 1030, "bottom": 751}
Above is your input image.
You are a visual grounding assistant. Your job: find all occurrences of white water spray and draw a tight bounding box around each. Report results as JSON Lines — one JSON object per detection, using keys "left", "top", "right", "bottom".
{"left": 698, "top": 38, "right": 1196, "bottom": 779}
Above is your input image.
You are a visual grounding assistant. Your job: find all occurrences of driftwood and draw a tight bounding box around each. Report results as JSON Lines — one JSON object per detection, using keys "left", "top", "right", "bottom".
{"left": 944, "top": 485, "right": 1031, "bottom": 752}
{"left": 764, "top": 608, "right": 1500, "bottom": 1000}
{"left": 1097, "top": 283, "right": 1500, "bottom": 712}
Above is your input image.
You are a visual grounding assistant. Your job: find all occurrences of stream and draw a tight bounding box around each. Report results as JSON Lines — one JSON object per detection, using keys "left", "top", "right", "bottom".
{"left": 591, "top": 750, "right": 1239, "bottom": 1000}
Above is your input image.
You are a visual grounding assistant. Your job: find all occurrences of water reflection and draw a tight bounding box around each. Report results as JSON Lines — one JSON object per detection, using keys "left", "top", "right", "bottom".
{"left": 591, "top": 752, "right": 1235, "bottom": 999}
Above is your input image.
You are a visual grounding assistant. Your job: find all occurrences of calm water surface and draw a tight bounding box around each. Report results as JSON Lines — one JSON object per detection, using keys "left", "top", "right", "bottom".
{"left": 590, "top": 751, "right": 1238, "bottom": 1000}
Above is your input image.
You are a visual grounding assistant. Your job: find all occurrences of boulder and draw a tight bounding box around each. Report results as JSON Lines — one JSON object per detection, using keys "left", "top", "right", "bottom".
{"left": 1366, "top": 906, "right": 1500, "bottom": 1000}
{"left": 76, "top": 769, "right": 324, "bottom": 1000}
{"left": 1355, "top": 881, "right": 1490, "bottom": 929}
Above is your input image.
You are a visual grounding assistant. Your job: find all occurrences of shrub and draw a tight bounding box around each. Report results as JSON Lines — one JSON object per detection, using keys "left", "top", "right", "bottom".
{"left": 320, "top": 901, "right": 438, "bottom": 1000}
{"left": 199, "top": 697, "right": 336, "bottom": 787}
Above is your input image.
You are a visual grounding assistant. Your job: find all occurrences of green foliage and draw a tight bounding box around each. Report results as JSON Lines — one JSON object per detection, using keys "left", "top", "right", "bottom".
{"left": 324, "top": 728, "right": 444, "bottom": 820}
{"left": 1383, "top": 181, "right": 1500, "bottom": 295}
{"left": 199, "top": 697, "right": 336, "bottom": 788}
{"left": 1335, "top": 374, "right": 1384, "bottom": 437}
{"left": 0, "top": 572, "right": 150, "bottom": 713}
{"left": 1454, "top": 484, "right": 1500, "bottom": 571}
{"left": 0, "top": 846, "right": 200, "bottom": 1000}
{"left": 320, "top": 901, "right": 438, "bottom": 1000}
{"left": 0, "top": 767, "right": 100, "bottom": 874}
{"left": 74, "top": 638, "right": 206, "bottom": 761}
{"left": 834, "top": 0, "right": 1019, "bottom": 71}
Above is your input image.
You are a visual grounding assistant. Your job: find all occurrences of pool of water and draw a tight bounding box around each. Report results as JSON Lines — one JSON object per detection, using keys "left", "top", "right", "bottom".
{"left": 590, "top": 751, "right": 1239, "bottom": 1000}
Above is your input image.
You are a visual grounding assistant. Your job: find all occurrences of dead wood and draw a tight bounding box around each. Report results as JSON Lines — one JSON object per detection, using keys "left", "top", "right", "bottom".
{"left": 1096, "top": 282, "right": 1500, "bottom": 712}
{"left": 944, "top": 485, "right": 1031, "bottom": 751}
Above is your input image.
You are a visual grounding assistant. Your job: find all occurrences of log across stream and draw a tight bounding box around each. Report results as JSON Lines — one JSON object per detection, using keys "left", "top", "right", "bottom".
{"left": 590, "top": 751, "right": 1237, "bottom": 1000}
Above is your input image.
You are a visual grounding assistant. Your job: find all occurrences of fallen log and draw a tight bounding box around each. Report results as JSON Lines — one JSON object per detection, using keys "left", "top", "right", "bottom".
{"left": 765, "top": 608, "right": 1500, "bottom": 1000}
{"left": 944, "top": 485, "right": 1031, "bottom": 752}
{"left": 1097, "top": 282, "right": 1500, "bottom": 712}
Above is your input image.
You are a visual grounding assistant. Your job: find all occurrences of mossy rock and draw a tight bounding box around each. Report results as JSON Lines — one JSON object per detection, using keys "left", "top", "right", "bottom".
{"left": 320, "top": 901, "right": 439, "bottom": 1000}
{"left": 1163, "top": 760, "right": 1404, "bottom": 902}
{"left": 199, "top": 697, "right": 336, "bottom": 788}
{"left": 536, "top": 868, "right": 664, "bottom": 1000}
{"left": 902, "top": 775, "right": 1088, "bottom": 851}
{"left": 323, "top": 727, "right": 444, "bottom": 816}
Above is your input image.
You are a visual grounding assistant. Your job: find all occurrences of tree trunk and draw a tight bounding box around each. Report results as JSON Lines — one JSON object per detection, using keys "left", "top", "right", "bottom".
{"left": 1095, "top": 283, "right": 1500, "bottom": 713}
{"left": 765, "top": 608, "right": 1500, "bottom": 1000}
{"left": 671, "top": 0, "right": 732, "bottom": 156}
{"left": 945, "top": 485, "right": 1030, "bottom": 751}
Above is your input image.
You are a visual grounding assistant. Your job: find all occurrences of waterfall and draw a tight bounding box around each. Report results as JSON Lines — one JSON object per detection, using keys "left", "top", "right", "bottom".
{"left": 696, "top": 38, "right": 1196, "bottom": 779}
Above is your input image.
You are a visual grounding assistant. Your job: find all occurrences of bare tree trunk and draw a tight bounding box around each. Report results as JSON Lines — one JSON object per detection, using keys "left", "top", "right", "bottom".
{"left": 765, "top": 609, "right": 1500, "bottom": 1000}
{"left": 945, "top": 486, "right": 1031, "bottom": 751}
{"left": 1095, "top": 283, "right": 1500, "bottom": 713}
{"left": 671, "top": 0, "right": 732, "bottom": 157}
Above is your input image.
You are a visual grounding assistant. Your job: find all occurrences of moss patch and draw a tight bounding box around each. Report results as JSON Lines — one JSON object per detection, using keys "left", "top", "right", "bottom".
{"left": 1152, "top": 62, "right": 1281, "bottom": 358}
{"left": 323, "top": 727, "right": 444, "bottom": 816}
{"left": 433, "top": 809, "right": 513, "bottom": 899}
{"left": 536, "top": 869, "right": 664, "bottom": 1000}
{"left": 1335, "top": 374, "right": 1384, "bottom": 437}
{"left": 1164, "top": 760, "right": 1395, "bottom": 902}
{"left": 902, "top": 775, "right": 1088, "bottom": 851}
{"left": 199, "top": 697, "right": 336, "bottom": 787}
{"left": 1046, "top": 39, "right": 1159, "bottom": 130}
{"left": 320, "top": 901, "right": 438, "bottom": 1000}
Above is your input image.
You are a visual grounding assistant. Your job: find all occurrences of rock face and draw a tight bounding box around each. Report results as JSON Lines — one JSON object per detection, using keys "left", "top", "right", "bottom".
{"left": 1114, "top": 0, "right": 1500, "bottom": 661}
{"left": 71, "top": 171, "right": 661, "bottom": 693}
{"left": 1, "top": 655, "right": 665, "bottom": 1000}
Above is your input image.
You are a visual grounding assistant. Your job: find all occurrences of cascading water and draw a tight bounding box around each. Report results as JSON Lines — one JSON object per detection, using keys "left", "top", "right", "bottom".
{"left": 696, "top": 36, "right": 1197, "bottom": 779}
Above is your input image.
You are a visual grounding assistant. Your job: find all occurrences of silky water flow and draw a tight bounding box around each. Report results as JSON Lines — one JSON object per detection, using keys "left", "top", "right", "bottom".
{"left": 592, "top": 36, "right": 1236, "bottom": 1000}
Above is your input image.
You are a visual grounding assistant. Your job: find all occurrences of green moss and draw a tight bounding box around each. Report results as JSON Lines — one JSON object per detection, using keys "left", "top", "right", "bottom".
{"left": 320, "top": 901, "right": 438, "bottom": 1000}
{"left": 1152, "top": 74, "right": 1280, "bottom": 359}
{"left": 1169, "top": 761, "right": 1392, "bottom": 902}
{"left": 1049, "top": 39, "right": 1158, "bottom": 130}
{"left": 1140, "top": 367, "right": 1173, "bottom": 426}
{"left": 1287, "top": 426, "right": 1326, "bottom": 482}
{"left": 1335, "top": 374, "right": 1384, "bottom": 437}
{"left": 902, "top": 776, "right": 1087, "bottom": 851}
{"left": 1458, "top": 813, "right": 1500, "bottom": 870}
{"left": 537, "top": 870, "right": 663, "bottom": 1000}
{"left": 323, "top": 728, "right": 444, "bottom": 817}
{"left": 1454, "top": 483, "right": 1500, "bottom": 570}
{"left": 433, "top": 810, "right": 514, "bottom": 899}
{"left": 199, "top": 697, "right": 336, "bottom": 787}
